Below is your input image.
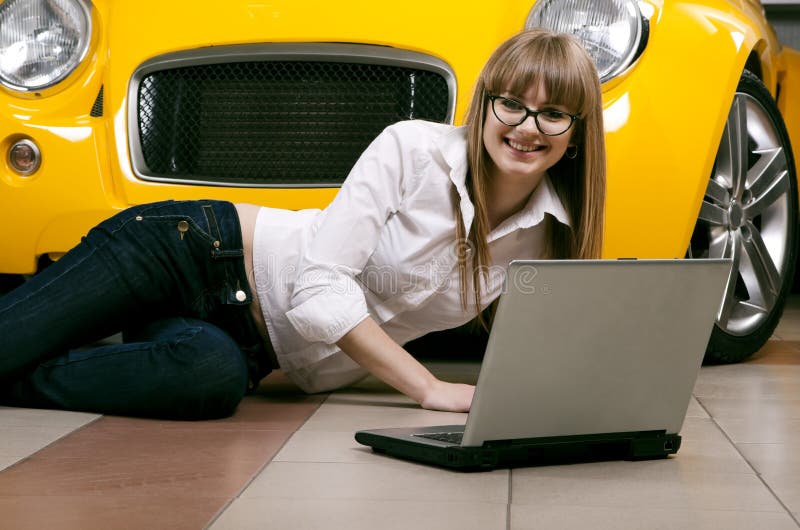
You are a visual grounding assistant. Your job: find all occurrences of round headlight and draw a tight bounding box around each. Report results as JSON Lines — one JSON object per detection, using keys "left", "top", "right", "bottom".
{"left": 0, "top": 0, "right": 92, "bottom": 92}
{"left": 526, "top": 0, "right": 643, "bottom": 82}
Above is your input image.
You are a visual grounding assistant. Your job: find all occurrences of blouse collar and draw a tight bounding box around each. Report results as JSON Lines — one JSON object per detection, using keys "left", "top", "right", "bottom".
{"left": 436, "top": 125, "right": 572, "bottom": 239}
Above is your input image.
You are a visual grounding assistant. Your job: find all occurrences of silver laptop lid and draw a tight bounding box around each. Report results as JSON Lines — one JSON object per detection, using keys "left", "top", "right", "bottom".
{"left": 462, "top": 259, "right": 732, "bottom": 446}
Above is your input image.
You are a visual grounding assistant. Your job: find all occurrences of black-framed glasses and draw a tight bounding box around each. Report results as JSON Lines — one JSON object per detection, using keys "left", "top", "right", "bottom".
{"left": 487, "top": 95, "right": 579, "bottom": 136}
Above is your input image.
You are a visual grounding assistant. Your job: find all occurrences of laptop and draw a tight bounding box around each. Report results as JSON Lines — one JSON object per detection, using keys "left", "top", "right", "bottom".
{"left": 355, "top": 259, "right": 732, "bottom": 470}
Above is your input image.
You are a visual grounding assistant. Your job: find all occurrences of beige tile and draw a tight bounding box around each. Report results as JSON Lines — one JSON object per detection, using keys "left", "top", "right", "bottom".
{"left": 0, "top": 408, "right": 99, "bottom": 458}
{"left": 211, "top": 498, "right": 506, "bottom": 530}
{"left": 699, "top": 397, "right": 800, "bottom": 420}
{"left": 693, "top": 365, "right": 800, "bottom": 399}
{"left": 714, "top": 417, "right": 800, "bottom": 444}
{"left": 511, "top": 505, "right": 799, "bottom": 530}
{"left": 511, "top": 459, "right": 782, "bottom": 511}
{"left": 241, "top": 461, "right": 509, "bottom": 503}
{"left": 670, "top": 438, "right": 752, "bottom": 475}
{"left": 774, "top": 320, "right": 800, "bottom": 341}
{"left": 673, "top": 419, "right": 752, "bottom": 476}
{"left": 299, "top": 400, "right": 467, "bottom": 432}
{"left": 737, "top": 443, "right": 800, "bottom": 475}
{"left": 761, "top": 473, "right": 800, "bottom": 513}
{"left": 0, "top": 456, "right": 21, "bottom": 472}
{"left": 0, "top": 426, "right": 89, "bottom": 457}
{"left": 274, "top": 430, "right": 379, "bottom": 464}
{"left": 0, "top": 407, "right": 100, "bottom": 428}
{"left": 679, "top": 417, "right": 731, "bottom": 443}
{"left": 685, "top": 397, "right": 710, "bottom": 419}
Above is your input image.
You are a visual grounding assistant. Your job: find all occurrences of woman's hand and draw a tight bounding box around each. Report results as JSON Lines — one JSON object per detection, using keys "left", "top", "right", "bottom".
{"left": 419, "top": 380, "right": 475, "bottom": 413}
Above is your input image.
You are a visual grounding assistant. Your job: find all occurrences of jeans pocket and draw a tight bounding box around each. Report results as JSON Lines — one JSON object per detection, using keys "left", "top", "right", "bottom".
{"left": 137, "top": 214, "right": 217, "bottom": 247}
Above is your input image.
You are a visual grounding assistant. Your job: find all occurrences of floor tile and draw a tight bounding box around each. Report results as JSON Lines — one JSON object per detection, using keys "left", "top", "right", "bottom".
{"left": 5, "top": 417, "right": 294, "bottom": 464}
{"left": 0, "top": 495, "right": 224, "bottom": 530}
{"left": 737, "top": 442, "right": 800, "bottom": 475}
{"left": 669, "top": 438, "right": 753, "bottom": 474}
{"left": 671, "top": 418, "right": 753, "bottom": 475}
{"left": 0, "top": 407, "right": 100, "bottom": 427}
{"left": 0, "top": 456, "right": 20, "bottom": 472}
{"left": 298, "top": 399, "right": 467, "bottom": 432}
{"left": 241, "top": 461, "right": 509, "bottom": 503}
{"left": 0, "top": 426, "right": 86, "bottom": 457}
{"left": 0, "top": 446, "right": 279, "bottom": 498}
{"left": 698, "top": 397, "right": 800, "bottom": 421}
{"left": 679, "top": 417, "right": 732, "bottom": 442}
{"left": 713, "top": 417, "right": 800, "bottom": 444}
{"left": 274, "top": 430, "right": 380, "bottom": 464}
{"left": 774, "top": 320, "right": 800, "bottom": 340}
{"left": 511, "top": 459, "right": 782, "bottom": 511}
{"left": 747, "top": 340, "right": 800, "bottom": 363}
{"left": 0, "top": 408, "right": 99, "bottom": 458}
{"left": 511, "top": 505, "right": 799, "bottom": 530}
{"left": 761, "top": 473, "right": 800, "bottom": 513}
{"left": 0, "top": 378, "right": 324, "bottom": 530}
{"left": 211, "top": 498, "right": 507, "bottom": 530}
{"left": 693, "top": 365, "right": 800, "bottom": 399}
{"left": 685, "top": 397, "right": 710, "bottom": 419}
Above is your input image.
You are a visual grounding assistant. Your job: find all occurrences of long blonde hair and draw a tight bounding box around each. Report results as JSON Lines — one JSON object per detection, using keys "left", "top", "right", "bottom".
{"left": 458, "top": 28, "right": 606, "bottom": 326}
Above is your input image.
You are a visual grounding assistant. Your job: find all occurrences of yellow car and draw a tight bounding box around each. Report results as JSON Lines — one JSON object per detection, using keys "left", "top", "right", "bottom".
{"left": 1, "top": 0, "right": 798, "bottom": 363}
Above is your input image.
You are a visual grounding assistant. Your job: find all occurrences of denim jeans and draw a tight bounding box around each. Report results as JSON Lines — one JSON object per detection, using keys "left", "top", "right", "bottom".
{"left": 0, "top": 200, "right": 271, "bottom": 420}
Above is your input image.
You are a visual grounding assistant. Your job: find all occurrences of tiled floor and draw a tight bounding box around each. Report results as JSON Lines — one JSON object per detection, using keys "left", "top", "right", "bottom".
{"left": 2, "top": 300, "right": 800, "bottom": 529}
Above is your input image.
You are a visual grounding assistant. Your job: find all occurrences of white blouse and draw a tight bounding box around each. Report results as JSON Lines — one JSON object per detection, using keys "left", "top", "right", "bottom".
{"left": 252, "top": 120, "right": 570, "bottom": 392}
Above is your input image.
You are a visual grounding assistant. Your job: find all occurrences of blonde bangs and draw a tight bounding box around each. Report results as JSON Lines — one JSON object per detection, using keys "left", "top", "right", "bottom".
{"left": 483, "top": 36, "right": 596, "bottom": 119}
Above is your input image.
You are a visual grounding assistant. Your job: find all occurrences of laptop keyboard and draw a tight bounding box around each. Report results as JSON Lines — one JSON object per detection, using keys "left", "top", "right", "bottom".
{"left": 413, "top": 431, "right": 464, "bottom": 445}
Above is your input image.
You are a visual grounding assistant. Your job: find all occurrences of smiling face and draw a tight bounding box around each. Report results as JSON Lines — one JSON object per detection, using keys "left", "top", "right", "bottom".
{"left": 482, "top": 82, "right": 576, "bottom": 189}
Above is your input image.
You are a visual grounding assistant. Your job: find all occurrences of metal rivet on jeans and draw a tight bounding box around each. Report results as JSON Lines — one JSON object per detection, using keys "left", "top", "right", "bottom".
{"left": 177, "top": 220, "right": 189, "bottom": 240}
{"left": 213, "top": 241, "right": 220, "bottom": 248}
{"left": 135, "top": 215, "right": 143, "bottom": 221}
{"left": 235, "top": 290, "right": 247, "bottom": 302}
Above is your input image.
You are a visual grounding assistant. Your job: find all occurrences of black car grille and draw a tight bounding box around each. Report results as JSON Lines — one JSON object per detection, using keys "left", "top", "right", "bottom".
{"left": 135, "top": 60, "right": 451, "bottom": 186}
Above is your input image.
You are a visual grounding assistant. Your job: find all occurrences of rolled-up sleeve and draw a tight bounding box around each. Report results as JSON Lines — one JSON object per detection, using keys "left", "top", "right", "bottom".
{"left": 285, "top": 124, "right": 410, "bottom": 344}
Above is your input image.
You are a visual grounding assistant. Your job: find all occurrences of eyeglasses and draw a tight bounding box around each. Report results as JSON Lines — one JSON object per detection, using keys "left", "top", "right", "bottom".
{"left": 487, "top": 95, "right": 579, "bottom": 136}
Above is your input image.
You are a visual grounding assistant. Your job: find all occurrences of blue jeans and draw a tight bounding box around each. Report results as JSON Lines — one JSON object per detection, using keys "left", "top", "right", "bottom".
{"left": 0, "top": 200, "right": 271, "bottom": 420}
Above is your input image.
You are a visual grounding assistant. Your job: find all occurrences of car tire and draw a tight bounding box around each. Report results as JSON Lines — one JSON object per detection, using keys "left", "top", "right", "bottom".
{"left": 688, "top": 70, "right": 799, "bottom": 364}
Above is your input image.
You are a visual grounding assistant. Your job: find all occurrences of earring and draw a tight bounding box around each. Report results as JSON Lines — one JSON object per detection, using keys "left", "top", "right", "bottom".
{"left": 565, "top": 145, "right": 578, "bottom": 160}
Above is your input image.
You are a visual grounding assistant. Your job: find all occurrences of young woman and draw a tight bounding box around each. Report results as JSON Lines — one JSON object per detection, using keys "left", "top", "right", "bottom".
{"left": 0, "top": 28, "right": 605, "bottom": 419}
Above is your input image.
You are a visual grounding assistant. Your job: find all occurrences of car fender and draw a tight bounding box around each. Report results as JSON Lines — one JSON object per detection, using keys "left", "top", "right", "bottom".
{"left": 776, "top": 47, "right": 800, "bottom": 180}
{"left": 602, "top": 0, "right": 783, "bottom": 258}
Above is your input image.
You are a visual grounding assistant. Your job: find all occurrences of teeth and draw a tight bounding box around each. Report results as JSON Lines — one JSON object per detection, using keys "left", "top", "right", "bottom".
{"left": 508, "top": 139, "right": 542, "bottom": 152}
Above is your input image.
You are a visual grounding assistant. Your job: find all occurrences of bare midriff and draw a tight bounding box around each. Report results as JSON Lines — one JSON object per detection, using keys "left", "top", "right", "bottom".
{"left": 234, "top": 203, "right": 273, "bottom": 361}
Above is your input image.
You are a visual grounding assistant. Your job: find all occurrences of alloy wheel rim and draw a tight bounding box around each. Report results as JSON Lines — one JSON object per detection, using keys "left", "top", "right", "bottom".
{"left": 692, "top": 93, "right": 792, "bottom": 336}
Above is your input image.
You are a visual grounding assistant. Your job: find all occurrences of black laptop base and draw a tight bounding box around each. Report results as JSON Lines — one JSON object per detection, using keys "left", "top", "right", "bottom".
{"left": 355, "top": 430, "right": 681, "bottom": 471}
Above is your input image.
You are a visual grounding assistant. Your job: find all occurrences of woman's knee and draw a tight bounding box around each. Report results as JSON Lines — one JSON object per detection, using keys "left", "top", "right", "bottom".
{"left": 129, "top": 318, "right": 250, "bottom": 419}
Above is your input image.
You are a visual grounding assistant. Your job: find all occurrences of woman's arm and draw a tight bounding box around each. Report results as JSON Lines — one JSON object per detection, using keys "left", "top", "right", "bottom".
{"left": 336, "top": 316, "right": 475, "bottom": 412}
{"left": 285, "top": 124, "right": 409, "bottom": 345}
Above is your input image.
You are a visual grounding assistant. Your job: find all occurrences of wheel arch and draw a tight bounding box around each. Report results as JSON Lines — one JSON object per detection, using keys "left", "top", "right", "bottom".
{"left": 601, "top": 2, "right": 787, "bottom": 259}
